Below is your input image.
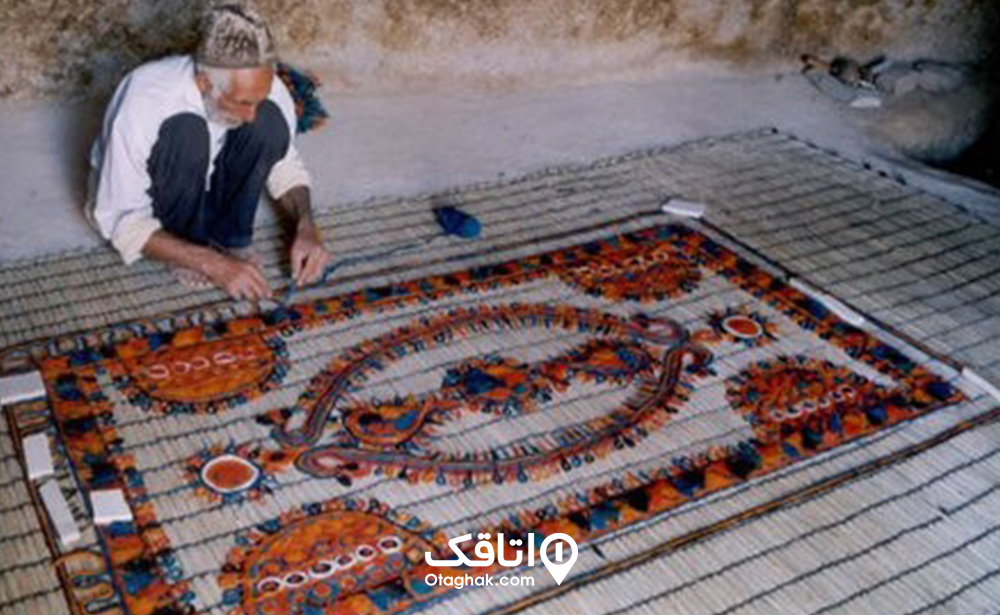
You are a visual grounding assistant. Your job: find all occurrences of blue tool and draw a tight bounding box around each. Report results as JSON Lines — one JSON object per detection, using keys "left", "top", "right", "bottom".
{"left": 434, "top": 206, "right": 481, "bottom": 239}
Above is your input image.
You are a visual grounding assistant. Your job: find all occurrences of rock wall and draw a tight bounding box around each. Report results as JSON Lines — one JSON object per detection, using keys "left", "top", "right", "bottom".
{"left": 1, "top": 0, "right": 997, "bottom": 99}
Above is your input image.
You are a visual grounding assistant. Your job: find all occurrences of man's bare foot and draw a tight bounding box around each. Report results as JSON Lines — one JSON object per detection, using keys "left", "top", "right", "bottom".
{"left": 172, "top": 266, "right": 213, "bottom": 289}
{"left": 170, "top": 247, "right": 266, "bottom": 294}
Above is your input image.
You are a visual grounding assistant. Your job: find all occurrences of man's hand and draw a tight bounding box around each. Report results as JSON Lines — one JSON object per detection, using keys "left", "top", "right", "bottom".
{"left": 142, "top": 230, "right": 272, "bottom": 301}
{"left": 205, "top": 252, "right": 273, "bottom": 300}
{"left": 290, "top": 221, "right": 332, "bottom": 287}
{"left": 276, "top": 186, "right": 331, "bottom": 288}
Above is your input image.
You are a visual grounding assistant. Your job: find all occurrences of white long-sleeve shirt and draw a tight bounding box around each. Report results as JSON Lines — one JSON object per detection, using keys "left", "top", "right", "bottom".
{"left": 86, "top": 55, "right": 311, "bottom": 264}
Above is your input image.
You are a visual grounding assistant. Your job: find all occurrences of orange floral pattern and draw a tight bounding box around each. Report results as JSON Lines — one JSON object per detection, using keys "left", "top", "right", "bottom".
{"left": 111, "top": 319, "right": 289, "bottom": 414}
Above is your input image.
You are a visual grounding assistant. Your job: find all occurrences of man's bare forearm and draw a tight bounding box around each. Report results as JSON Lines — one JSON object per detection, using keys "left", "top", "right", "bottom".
{"left": 277, "top": 186, "right": 316, "bottom": 230}
{"left": 279, "top": 185, "right": 331, "bottom": 286}
{"left": 142, "top": 230, "right": 224, "bottom": 275}
{"left": 142, "top": 230, "right": 272, "bottom": 299}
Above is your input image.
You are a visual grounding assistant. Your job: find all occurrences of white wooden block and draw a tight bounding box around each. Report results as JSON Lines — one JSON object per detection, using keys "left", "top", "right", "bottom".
{"left": 39, "top": 480, "right": 81, "bottom": 550}
{"left": 661, "top": 198, "right": 707, "bottom": 218}
{"left": 91, "top": 489, "right": 133, "bottom": 525}
{"left": 962, "top": 368, "right": 1000, "bottom": 403}
{"left": 0, "top": 371, "right": 47, "bottom": 405}
{"left": 815, "top": 293, "right": 867, "bottom": 327}
{"left": 788, "top": 277, "right": 818, "bottom": 295}
{"left": 23, "top": 432, "right": 54, "bottom": 481}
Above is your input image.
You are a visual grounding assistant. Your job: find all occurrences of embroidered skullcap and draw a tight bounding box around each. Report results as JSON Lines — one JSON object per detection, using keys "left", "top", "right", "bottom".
{"left": 196, "top": 1, "right": 277, "bottom": 68}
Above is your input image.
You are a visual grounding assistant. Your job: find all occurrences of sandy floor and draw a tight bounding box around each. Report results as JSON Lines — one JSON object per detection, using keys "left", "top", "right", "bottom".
{"left": 1, "top": 66, "right": 997, "bottom": 263}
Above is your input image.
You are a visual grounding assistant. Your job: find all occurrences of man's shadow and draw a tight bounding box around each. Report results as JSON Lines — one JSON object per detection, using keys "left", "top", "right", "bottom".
{"left": 56, "top": 0, "right": 200, "bottom": 226}
{"left": 61, "top": 98, "right": 106, "bottom": 214}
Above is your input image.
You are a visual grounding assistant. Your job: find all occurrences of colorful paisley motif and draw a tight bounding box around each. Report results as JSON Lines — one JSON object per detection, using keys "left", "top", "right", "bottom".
{"left": 267, "top": 304, "right": 709, "bottom": 485}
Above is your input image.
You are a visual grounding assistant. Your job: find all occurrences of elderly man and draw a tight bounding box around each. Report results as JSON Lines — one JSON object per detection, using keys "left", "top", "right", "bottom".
{"left": 86, "top": 2, "right": 331, "bottom": 300}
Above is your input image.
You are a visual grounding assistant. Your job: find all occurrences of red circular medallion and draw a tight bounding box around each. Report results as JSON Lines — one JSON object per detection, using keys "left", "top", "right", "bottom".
{"left": 201, "top": 455, "right": 261, "bottom": 494}
{"left": 722, "top": 316, "right": 763, "bottom": 339}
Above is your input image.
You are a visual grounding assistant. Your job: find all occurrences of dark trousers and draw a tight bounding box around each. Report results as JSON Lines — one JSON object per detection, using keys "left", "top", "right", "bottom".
{"left": 146, "top": 100, "right": 289, "bottom": 249}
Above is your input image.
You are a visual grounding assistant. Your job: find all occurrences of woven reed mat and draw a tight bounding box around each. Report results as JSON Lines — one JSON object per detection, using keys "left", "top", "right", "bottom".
{"left": 2, "top": 129, "right": 1000, "bottom": 615}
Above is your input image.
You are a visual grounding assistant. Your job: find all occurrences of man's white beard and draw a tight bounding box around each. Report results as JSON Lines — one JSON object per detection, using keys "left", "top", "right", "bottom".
{"left": 203, "top": 92, "right": 244, "bottom": 130}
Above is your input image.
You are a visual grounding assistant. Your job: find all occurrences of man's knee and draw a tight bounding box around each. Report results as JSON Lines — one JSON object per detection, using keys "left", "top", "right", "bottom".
{"left": 148, "top": 113, "right": 210, "bottom": 240}
{"left": 242, "top": 100, "right": 289, "bottom": 161}
{"left": 150, "top": 113, "right": 210, "bottom": 175}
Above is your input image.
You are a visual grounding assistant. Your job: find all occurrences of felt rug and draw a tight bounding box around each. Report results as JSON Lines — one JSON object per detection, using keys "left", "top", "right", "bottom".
{"left": 3, "top": 130, "right": 1000, "bottom": 615}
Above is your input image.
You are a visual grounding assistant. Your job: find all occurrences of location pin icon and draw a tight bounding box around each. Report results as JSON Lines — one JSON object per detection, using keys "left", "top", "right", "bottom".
{"left": 539, "top": 533, "right": 579, "bottom": 585}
